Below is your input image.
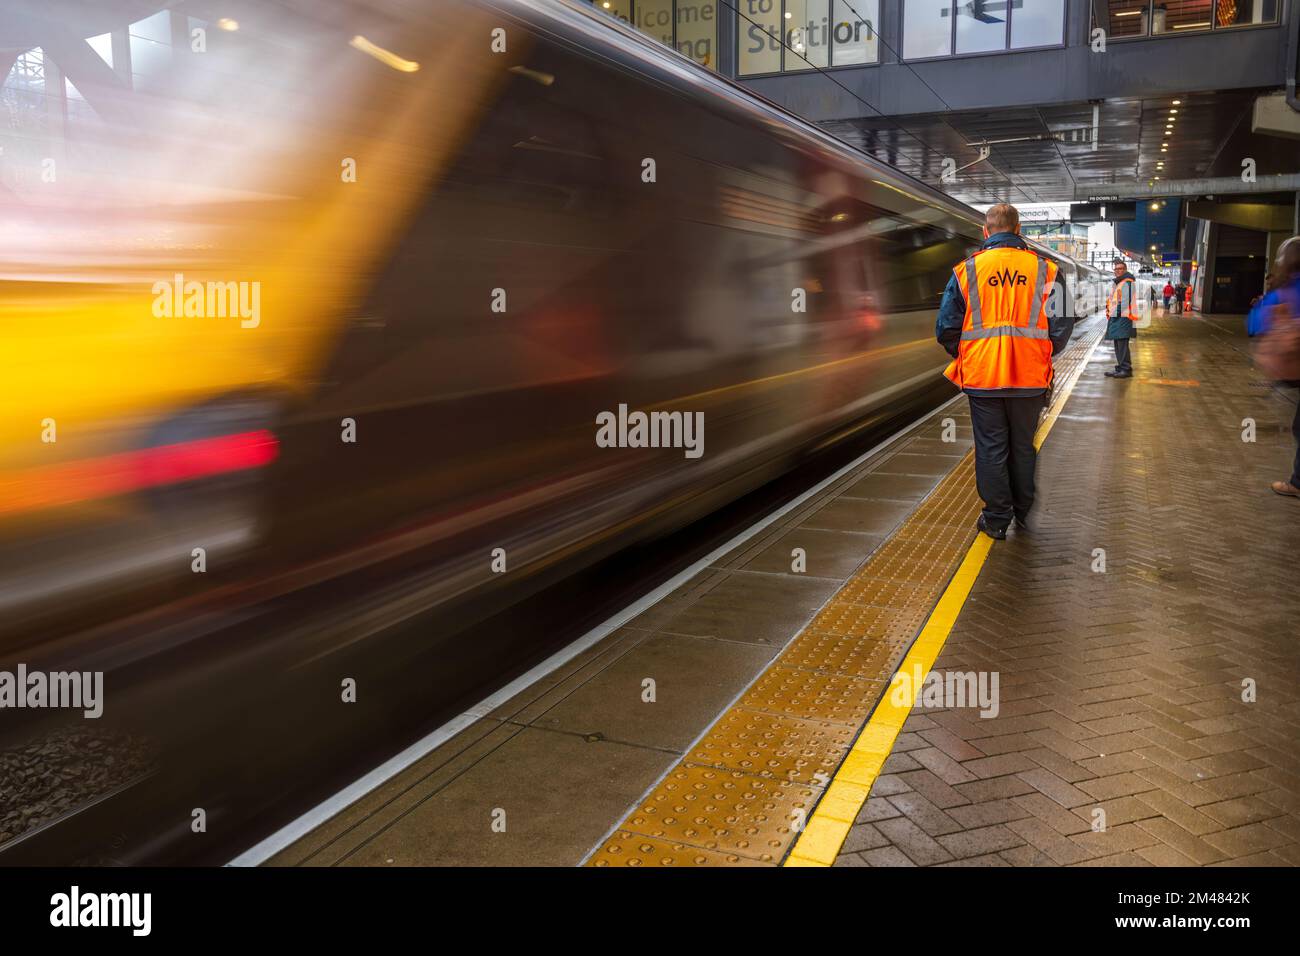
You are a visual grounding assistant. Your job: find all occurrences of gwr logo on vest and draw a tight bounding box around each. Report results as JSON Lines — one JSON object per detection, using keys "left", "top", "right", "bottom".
{"left": 987, "top": 268, "right": 1028, "bottom": 287}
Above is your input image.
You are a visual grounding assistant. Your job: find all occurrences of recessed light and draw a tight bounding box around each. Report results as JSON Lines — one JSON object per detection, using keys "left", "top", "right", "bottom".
{"left": 1172, "top": 99, "right": 1181, "bottom": 105}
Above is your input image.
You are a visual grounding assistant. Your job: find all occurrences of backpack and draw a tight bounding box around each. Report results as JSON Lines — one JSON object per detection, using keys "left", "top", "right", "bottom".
{"left": 1254, "top": 288, "right": 1300, "bottom": 382}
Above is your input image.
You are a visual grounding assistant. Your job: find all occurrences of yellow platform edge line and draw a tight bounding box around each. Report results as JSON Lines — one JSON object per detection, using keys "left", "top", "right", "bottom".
{"left": 783, "top": 330, "right": 1103, "bottom": 867}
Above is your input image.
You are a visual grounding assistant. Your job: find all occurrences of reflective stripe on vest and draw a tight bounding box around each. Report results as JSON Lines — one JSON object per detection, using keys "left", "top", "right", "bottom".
{"left": 944, "top": 247, "right": 1057, "bottom": 391}
{"left": 1108, "top": 276, "right": 1137, "bottom": 320}
{"left": 966, "top": 257, "right": 983, "bottom": 329}
{"left": 961, "top": 325, "right": 1051, "bottom": 340}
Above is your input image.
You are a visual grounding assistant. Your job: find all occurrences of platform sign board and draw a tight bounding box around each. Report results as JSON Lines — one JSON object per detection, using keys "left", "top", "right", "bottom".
{"left": 1071, "top": 201, "right": 1137, "bottom": 223}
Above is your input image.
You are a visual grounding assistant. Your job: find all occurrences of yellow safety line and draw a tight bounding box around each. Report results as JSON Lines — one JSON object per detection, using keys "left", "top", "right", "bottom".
{"left": 784, "top": 333, "right": 1101, "bottom": 866}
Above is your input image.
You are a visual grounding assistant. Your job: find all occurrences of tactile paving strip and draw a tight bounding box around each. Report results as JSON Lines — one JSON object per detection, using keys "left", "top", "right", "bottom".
{"left": 587, "top": 327, "right": 1102, "bottom": 866}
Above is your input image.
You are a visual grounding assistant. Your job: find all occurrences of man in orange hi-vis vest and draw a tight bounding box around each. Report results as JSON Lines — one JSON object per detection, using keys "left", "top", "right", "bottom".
{"left": 936, "top": 203, "right": 1072, "bottom": 540}
{"left": 1104, "top": 258, "right": 1138, "bottom": 378}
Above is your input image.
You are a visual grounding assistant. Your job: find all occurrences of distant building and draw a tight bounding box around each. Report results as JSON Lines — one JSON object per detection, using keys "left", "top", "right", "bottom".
{"left": 1020, "top": 221, "right": 1090, "bottom": 260}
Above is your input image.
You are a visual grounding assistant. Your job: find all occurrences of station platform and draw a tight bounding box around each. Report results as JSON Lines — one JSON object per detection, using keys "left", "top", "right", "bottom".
{"left": 257, "top": 311, "right": 1300, "bottom": 869}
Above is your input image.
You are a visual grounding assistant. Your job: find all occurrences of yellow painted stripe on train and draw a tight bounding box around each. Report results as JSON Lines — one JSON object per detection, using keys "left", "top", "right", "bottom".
{"left": 783, "top": 333, "right": 1102, "bottom": 867}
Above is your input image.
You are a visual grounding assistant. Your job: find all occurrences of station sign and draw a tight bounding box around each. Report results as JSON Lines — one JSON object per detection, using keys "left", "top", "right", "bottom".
{"left": 1070, "top": 201, "right": 1137, "bottom": 223}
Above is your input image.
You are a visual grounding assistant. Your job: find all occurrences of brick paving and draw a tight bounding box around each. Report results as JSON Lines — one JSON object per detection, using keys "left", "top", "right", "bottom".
{"left": 834, "top": 314, "right": 1300, "bottom": 867}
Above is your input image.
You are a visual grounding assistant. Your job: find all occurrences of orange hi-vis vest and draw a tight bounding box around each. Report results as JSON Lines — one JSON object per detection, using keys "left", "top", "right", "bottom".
{"left": 1107, "top": 274, "right": 1137, "bottom": 320}
{"left": 943, "top": 247, "right": 1058, "bottom": 392}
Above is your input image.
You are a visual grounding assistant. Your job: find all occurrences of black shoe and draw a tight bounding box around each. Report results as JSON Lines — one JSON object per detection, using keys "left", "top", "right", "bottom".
{"left": 1014, "top": 514, "right": 1031, "bottom": 533}
{"left": 977, "top": 515, "right": 1007, "bottom": 540}
{"left": 1114, "top": 370, "right": 1133, "bottom": 378}
{"left": 1105, "top": 370, "right": 1119, "bottom": 377}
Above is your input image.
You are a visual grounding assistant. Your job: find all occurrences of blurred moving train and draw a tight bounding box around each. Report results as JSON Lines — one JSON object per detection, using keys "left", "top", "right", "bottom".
{"left": 0, "top": 0, "right": 1110, "bottom": 663}
{"left": 2, "top": 2, "right": 1109, "bottom": 682}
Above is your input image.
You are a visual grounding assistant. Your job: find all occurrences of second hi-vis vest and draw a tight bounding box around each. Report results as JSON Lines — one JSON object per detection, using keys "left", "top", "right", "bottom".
{"left": 943, "top": 247, "right": 1057, "bottom": 392}
{"left": 1107, "top": 274, "right": 1137, "bottom": 320}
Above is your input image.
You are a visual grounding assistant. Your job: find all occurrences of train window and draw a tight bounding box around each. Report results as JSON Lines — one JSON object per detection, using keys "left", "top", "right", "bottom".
{"left": 863, "top": 216, "right": 969, "bottom": 313}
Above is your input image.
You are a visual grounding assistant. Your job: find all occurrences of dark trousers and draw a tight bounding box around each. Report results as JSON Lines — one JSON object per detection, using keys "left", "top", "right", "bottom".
{"left": 968, "top": 394, "right": 1045, "bottom": 529}
{"left": 1291, "top": 398, "right": 1300, "bottom": 488}
{"left": 1113, "top": 337, "right": 1132, "bottom": 374}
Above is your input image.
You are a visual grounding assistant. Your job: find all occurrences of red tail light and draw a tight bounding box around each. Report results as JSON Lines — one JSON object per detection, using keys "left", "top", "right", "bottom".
{"left": 1, "top": 429, "right": 279, "bottom": 517}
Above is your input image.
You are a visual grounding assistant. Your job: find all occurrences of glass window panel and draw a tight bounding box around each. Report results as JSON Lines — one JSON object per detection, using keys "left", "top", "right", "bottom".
{"left": 129, "top": 34, "right": 171, "bottom": 86}
{"left": 1010, "top": 0, "right": 1065, "bottom": 47}
{"left": 1153, "top": 0, "right": 1212, "bottom": 33}
{"left": 87, "top": 33, "right": 113, "bottom": 69}
{"left": 831, "top": 0, "right": 879, "bottom": 64}
{"left": 1101, "top": 0, "right": 1150, "bottom": 38}
{"left": 1213, "top": 0, "right": 1277, "bottom": 28}
{"left": 635, "top": 0, "right": 675, "bottom": 45}
{"left": 594, "top": 0, "right": 633, "bottom": 29}
{"left": 904, "top": 0, "right": 954, "bottom": 59}
{"left": 129, "top": 11, "right": 171, "bottom": 44}
{"left": 675, "top": 0, "right": 718, "bottom": 69}
{"left": 955, "top": 0, "right": 1007, "bottom": 53}
{"left": 784, "top": 0, "right": 831, "bottom": 70}
{"left": 738, "top": 0, "right": 783, "bottom": 74}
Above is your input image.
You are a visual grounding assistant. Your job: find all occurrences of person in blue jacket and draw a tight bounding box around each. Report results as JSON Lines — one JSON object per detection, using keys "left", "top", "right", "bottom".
{"left": 1248, "top": 237, "right": 1300, "bottom": 498}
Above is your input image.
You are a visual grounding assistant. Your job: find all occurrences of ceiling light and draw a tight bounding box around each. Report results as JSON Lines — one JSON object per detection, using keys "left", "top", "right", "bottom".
{"left": 1172, "top": 99, "right": 1181, "bottom": 105}
{"left": 1161, "top": 148, "right": 1167, "bottom": 152}
{"left": 1169, "top": 109, "right": 1178, "bottom": 114}
{"left": 217, "top": 17, "right": 239, "bottom": 30}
